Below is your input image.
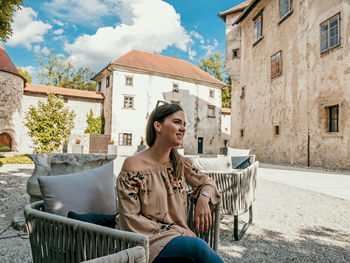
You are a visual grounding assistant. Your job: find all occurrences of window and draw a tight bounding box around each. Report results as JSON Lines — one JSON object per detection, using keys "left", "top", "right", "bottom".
{"left": 118, "top": 133, "right": 132, "bottom": 146}
{"left": 253, "top": 12, "right": 263, "bottom": 42}
{"left": 125, "top": 76, "right": 133, "bottom": 86}
{"left": 63, "top": 97, "right": 68, "bottom": 103}
{"left": 209, "top": 89, "right": 215, "bottom": 98}
{"left": 173, "top": 83, "right": 179, "bottom": 92}
{"left": 328, "top": 105, "right": 339, "bottom": 132}
{"left": 207, "top": 105, "right": 215, "bottom": 118}
{"left": 106, "top": 76, "right": 110, "bottom": 87}
{"left": 280, "top": 0, "right": 292, "bottom": 18}
{"left": 271, "top": 51, "right": 282, "bottom": 78}
{"left": 97, "top": 81, "right": 102, "bottom": 92}
{"left": 274, "top": 125, "right": 280, "bottom": 136}
{"left": 240, "top": 86, "right": 245, "bottom": 99}
{"left": 240, "top": 129, "right": 244, "bottom": 137}
{"left": 321, "top": 14, "right": 340, "bottom": 53}
{"left": 123, "top": 96, "right": 134, "bottom": 109}
{"left": 232, "top": 48, "right": 240, "bottom": 59}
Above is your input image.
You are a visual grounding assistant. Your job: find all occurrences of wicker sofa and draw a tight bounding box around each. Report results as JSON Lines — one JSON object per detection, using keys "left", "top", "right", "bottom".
{"left": 23, "top": 159, "right": 221, "bottom": 263}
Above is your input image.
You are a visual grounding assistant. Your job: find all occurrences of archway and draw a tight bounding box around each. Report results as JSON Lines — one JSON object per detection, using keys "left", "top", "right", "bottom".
{"left": 0, "top": 133, "right": 12, "bottom": 151}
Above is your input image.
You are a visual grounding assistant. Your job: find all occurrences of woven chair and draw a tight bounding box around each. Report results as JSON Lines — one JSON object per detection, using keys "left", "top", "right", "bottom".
{"left": 24, "top": 198, "right": 220, "bottom": 262}
{"left": 204, "top": 160, "right": 258, "bottom": 240}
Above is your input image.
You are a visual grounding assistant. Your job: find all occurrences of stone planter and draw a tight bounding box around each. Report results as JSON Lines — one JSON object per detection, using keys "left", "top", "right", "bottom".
{"left": 108, "top": 145, "right": 118, "bottom": 154}
{"left": 27, "top": 153, "right": 117, "bottom": 203}
{"left": 137, "top": 145, "right": 147, "bottom": 152}
{"left": 72, "top": 144, "right": 83, "bottom": 153}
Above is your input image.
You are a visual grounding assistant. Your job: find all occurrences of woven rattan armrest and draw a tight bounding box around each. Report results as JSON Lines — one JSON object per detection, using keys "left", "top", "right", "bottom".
{"left": 82, "top": 246, "right": 146, "bottom": 263}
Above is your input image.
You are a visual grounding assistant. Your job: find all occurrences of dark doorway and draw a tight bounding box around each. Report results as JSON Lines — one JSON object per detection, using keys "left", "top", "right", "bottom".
{"left": 0, "top": 133, "right": 12, "bottom": 151}
{"left": 198, "top": 136, "right": 204, "bottom": 154}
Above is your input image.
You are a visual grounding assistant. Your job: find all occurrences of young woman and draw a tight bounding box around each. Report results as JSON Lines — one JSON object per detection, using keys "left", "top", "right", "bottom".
{"left": 116, "top": 102, "right": 223, "bottom": 263}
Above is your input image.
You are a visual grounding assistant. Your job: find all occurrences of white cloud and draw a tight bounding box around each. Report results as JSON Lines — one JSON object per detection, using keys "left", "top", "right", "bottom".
{"left": 42, "top": 47, "right": 52, "bottom": 56}
{"left": 44, "top": 0, "right": 112, "bottom": 25}
{"left": 19, "top": 65, "right": 36, "bottom": 76}
{"left": 6, "top": 7, "right": 52, "bottom": 49}
{"left": 53, "top": 29, "right": 64, "bottom": 35}
{"left": 190, "top": 31, "right": 204, "bottom": 44}
{"left": 34, "top": 44, "right": 41, "bottom": 53}
{"left": 188, "top": 48, "right": 197, "bottom": 60}
{"left": 52, "top": 19, "right": 64, "bottom": 26}
{"left": 64, "top": 0, "right": 192, "bottom": 70}
{"left": 201, "top": 39, "right": 219, "bottom": 56}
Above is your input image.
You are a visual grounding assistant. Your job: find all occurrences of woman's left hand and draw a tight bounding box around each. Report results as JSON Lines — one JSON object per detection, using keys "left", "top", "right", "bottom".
{"left": 193, "top": 195, "right": 212, "bottom": 233}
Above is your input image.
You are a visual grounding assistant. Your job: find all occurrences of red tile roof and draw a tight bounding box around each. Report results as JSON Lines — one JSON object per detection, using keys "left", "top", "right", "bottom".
{"left": 221, "top": 108, "right": 231, "bottom": 115}
{"left": 218, "top": 0, "right": 251, "bottom": 21}
{"left": 109, "top": 50, "right": 226, "bottom": 88}
{"left": 0, "top": 43, "right": 26, "bottom": 82}
{"left": 24, "top": 84, "right": 104, "bottom": 100}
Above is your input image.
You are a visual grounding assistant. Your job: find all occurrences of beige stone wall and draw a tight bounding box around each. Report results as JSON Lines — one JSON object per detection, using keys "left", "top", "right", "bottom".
{"left": 228, "top": 0, "right": 350, "bottom": 169}
{"left": 0, "top": 71, "right": 24, "bottom": 151}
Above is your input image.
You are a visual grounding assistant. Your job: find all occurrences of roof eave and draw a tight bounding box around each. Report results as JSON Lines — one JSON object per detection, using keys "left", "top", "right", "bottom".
{"left": 234, "top": 0, "right": 261, "bottom": 25}
{"left": 111, "top": 63, "right": 226, "bottom": 89}
{"left": 218, "top": 6, "right": 249, "bottom": 22}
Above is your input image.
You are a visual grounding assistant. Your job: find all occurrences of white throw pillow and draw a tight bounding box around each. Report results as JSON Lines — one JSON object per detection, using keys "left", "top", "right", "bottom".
{"left": 38, "top": 161, "right": 116, "bottom": 217}
{"left": 188, "top": 156, "right": 233, "bottom": 172}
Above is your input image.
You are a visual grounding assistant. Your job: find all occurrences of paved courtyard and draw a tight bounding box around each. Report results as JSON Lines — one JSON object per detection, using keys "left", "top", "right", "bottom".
{"left": 0, "top": 163, "right": 350, "bottom": 262}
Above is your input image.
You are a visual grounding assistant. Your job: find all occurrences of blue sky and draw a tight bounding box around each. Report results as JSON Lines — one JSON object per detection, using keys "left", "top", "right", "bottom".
{"left": 3, "top": 0, "right": 245, "bottom": 83}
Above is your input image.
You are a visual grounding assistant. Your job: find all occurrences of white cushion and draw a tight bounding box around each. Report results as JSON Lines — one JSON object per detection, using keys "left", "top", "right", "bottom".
{"left": 38, "top": 161, "right": 116, "bottom": 217}
{"left": 188, "top": 156, "right": 233, "bottom": 172}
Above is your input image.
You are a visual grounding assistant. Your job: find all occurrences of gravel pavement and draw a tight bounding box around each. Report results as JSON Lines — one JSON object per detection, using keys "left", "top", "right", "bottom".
{"left": 1, "top": 164, "right": 350, "bottom": 262}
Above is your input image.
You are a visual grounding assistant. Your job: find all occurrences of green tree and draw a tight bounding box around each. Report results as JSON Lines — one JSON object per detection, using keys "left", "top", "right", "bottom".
{"left": 84, "top": 109, "right": 104, "bottom": 134}
{"left": 198, "top": 52, "right": 231, "bottom": 108}
{"left": 17, "top": 67, "right": 32, "bottom": 83}
{"left": 25, "top": 93, "right": 76, "bottom": 153}
{"left": 0, "top": 0, "right": 23, "bottom": 41}
{"left": 37, "top": 54, "right": 96, "bottom": 91}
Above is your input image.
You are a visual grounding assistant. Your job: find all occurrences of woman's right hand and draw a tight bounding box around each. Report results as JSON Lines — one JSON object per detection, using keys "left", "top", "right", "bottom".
{"left": 183, "top": 228, "right": 196, "bottom": 237}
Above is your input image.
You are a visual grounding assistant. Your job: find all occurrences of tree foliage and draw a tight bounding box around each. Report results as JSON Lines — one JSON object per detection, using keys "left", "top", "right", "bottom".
{"left": 198, "top": 52, "right": 231, "bottom": 108}
{"left": 17, "top": 67, "right": 32, "bottom": 83}
{"left": 0, "top": 0, "right": 23, "bottom": 41}
{"left": 37, "top": 54, "right": 96, "bottom": 91}
{"left": 25, "top": 93, "right": 76, "bottom": 153}
{"left": 84, "top": 109, "right": 104, "bottom": 134}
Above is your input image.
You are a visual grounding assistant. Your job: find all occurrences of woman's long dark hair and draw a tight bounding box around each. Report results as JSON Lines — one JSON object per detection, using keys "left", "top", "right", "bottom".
{"left": 146, "top": 103, "right": 184, "bottom": 179}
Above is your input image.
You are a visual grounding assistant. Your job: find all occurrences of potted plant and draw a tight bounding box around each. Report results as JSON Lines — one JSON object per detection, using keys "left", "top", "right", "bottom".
{"left": 108, "top": 139, "right": 117, "bottom": 154}
{"left": 137, "top": 137, "right": 147, "bottom": 152}
{"left": 72, "top": 138, "right": 83, "bottom": 153}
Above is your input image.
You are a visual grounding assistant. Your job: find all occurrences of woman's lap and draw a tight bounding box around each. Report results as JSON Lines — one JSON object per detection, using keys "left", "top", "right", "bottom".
{"left": 152, "top": 236, "right": 223, "bottom": 263}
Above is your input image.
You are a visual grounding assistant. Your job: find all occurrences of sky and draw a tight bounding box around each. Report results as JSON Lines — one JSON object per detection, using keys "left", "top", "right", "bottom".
{"left": 2, "top": 0, "right": 245, "bottom": 83}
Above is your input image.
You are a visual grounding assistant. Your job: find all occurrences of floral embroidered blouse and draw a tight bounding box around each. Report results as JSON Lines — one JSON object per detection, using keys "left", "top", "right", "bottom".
{"left": 116, "top": 157, "right": 220, "bottom": 262}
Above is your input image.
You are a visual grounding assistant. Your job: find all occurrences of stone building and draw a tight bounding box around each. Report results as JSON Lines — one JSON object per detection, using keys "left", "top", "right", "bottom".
{"left": 0, "top": 43, "right": 26, "bottom": 152}
{"left": 93, "top": 50, "right": 226, "bottom": 156}
{"left": 221, "top": 108, "right": 231, "bottom": 146}
{"left": 219, "top": 0, "right": 350, "bottom": 169}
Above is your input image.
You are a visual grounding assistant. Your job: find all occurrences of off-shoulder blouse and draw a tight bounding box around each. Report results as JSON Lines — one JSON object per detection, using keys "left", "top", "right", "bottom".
{"left": 116, "top": 158, "right": 220, "bottom": 262}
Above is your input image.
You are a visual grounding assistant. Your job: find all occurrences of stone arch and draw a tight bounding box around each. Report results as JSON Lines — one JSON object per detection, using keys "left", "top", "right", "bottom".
{"left": 0, "top": 132, "right": 12, "bottom": 151}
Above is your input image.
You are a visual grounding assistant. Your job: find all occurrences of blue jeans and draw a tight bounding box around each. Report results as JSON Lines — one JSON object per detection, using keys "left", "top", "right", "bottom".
{"left": 153, "top": 236, "right": 224, "bottom": 263}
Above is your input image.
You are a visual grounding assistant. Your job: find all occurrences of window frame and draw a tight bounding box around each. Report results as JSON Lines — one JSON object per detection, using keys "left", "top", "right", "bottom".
{"left": 123, "top": 95, "right": 134, "bottom": 109}
{"left": 106, "top": 76, "right": 110, "bottom": 87}
{"left": 328, "top": 105, "right": 339, "bottom": 132}
{"left": 274, "top": 125, "right": 280, "bottom": 136}
{"left": 232, "top": 48, "right": 240, "bottom": 59}
{"left": 271, "top": 51, "right": 282, "bottom": 79}
{"left": 320, "top": 13, "right": 340, "bottom": 54}
{"left": 118, "top": 133, "right": 132, "bottom": 146}
{"left": 125, "top": 76, "right": 133, "bottom": 86}
{"left": 207, "top": 105, "right": 216, "bottom": 118}
{"left": 209, "top": 89, "right": 215, "bottom": 98}
{"left": 173, "top": 83, "right": 179, "bottom": 92}
{"left": 97, "top": 81, "right": 102, "bottom": 92}
{"left": 253, "top": 10, "right": 264, "bottom": 45}
{"left": 279, "top": 0, "right": 292, "bottom": 19}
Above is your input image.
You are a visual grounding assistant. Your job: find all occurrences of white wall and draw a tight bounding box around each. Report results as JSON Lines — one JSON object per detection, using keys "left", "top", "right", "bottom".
{"left": 18, "top": 93, "right": 103, "bottom": 153}
{"left": 109, "top": 69, "right": 222, "bottom": 156}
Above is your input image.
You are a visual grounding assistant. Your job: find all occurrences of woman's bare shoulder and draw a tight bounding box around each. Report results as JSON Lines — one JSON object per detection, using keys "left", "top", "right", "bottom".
{"left": 121, "top": 153, "right": 147, "bottom": 172}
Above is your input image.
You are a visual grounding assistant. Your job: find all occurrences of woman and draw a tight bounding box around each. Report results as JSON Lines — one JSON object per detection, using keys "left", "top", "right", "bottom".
{"left": 116, "top": 102, "right": 223, "bottom": 263}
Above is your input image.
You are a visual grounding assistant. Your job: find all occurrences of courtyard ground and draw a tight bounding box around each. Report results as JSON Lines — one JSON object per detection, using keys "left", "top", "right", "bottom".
{"left": 0, "top": 163, "right": 349, "bottom": 262}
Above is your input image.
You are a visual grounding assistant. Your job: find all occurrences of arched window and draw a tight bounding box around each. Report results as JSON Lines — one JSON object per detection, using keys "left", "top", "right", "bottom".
{"left": 0, "top": 133, "right": 12, "bottom": 151}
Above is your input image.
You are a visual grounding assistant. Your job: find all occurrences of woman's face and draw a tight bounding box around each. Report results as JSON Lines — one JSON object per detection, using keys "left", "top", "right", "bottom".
{"left": 155, "top": 110, "right": 186, "bottom": 147}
